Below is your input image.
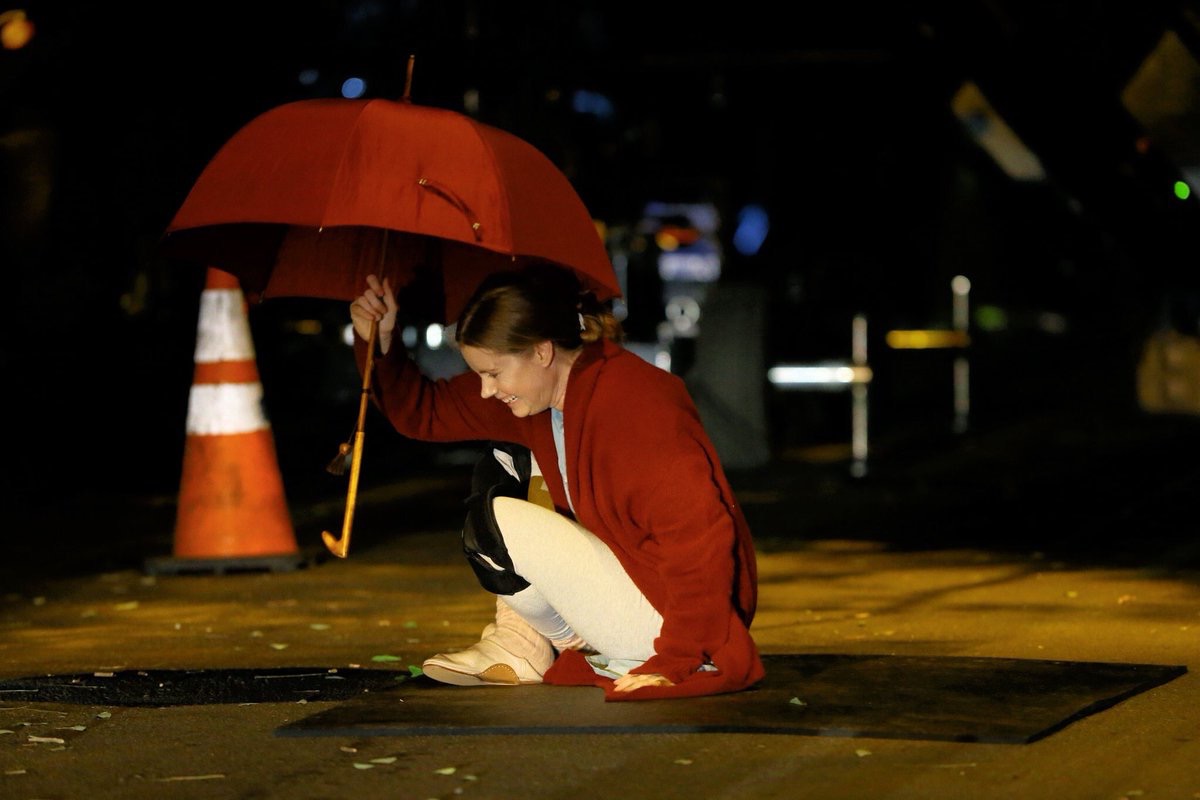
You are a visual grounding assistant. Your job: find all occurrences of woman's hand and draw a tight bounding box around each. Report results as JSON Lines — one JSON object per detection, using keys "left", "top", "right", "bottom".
{"left": 612, "top": 672, "right": 673, "bottom": 693}
{"left": 349, "top": 274, "right": 397, "bottom": 354}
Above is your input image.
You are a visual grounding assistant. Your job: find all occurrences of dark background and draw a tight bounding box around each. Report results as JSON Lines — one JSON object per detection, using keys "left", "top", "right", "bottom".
{"left": 3, "top": 1, "right": 1200, "bottom": 530}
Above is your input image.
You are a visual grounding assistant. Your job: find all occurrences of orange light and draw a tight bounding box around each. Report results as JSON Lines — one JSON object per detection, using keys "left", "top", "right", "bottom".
{"left": 885, "top": 329, "right": 971, "bottom": 349}
{"left": 0, "top": 10, "right": 34, "bottom": 50}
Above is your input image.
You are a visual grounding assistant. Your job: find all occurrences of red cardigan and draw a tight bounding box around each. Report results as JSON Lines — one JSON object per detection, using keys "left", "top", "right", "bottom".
{"left": 359, "top": 337, "right": 765, "bottom": 700}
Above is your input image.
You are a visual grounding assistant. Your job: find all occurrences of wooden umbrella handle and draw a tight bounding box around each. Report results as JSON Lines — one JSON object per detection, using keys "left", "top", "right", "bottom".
{"left": 321, "top": 319, "right": 378, "bottom": 558}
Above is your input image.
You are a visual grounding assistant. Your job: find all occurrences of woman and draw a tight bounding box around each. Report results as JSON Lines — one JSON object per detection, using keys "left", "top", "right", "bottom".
{"left": 349, "top": 265, "right": 763, "bottom": 700}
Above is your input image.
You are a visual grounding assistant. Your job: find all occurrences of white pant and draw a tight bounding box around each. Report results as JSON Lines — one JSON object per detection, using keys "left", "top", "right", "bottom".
{"left": 491, "top": 496, "right": 663, "bottom": 663}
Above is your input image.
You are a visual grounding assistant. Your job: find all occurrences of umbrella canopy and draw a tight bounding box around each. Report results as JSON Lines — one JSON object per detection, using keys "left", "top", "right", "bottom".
{"left": 161, "top": 97, "right": 620, "bottom": 323}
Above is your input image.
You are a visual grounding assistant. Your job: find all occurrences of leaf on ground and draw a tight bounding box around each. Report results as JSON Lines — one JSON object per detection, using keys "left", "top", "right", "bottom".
{"left": 370, "top": 757, "right": 397, "bottom": 764}
{"left": 114, "top": 601, "right": 139, "bottom": 611}
{"left": 353, "top": 763, "right": 374, "bottom": 770}
{"left": 435, "top": 766, "right": 457, "bottom": 775}
{"left": 855, "top": 749, "right": 872, "bottom": 757}
{"left": 674, "top": 758, "right": 693, "bottom": 765}
{"left": 789, "top": 697, "right": 807, "bottom": 706}
{"left": 309, "top": 623, "right": 331, "bottom": 630}
{"left": 372, "top": 654, "right": 402, "bottom": 662}
{"left": 408, "top": 665, "right": 424, "bottom": 677}
{"left": 269, "top": 643, "right": 289, "bottom": 650}
{"left": 28, "top": 736, "right": 65, "bottom": 744}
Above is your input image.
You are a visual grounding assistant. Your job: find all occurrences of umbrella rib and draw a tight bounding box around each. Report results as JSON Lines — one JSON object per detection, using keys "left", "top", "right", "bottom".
{"left": 417, "top": 178, "right": 483, "bottom": 242}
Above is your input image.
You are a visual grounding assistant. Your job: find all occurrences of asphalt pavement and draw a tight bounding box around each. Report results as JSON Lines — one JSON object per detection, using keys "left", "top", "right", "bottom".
{"left": 1, "top": 392, "right": 1199, "bottom": 799}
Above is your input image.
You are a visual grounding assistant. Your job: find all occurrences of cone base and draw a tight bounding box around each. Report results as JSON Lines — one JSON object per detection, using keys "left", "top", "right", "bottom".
{"left": 144, "top": 551, "right": 317, "bottom": 576}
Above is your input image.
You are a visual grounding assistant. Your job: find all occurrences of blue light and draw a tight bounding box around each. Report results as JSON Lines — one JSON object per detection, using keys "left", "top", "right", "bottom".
{"left": 571, "top": 89, "right": 615, "bottom": 120}
{"left": 732, "top": 204, "right": 769, "bottom": 256}
{"left": 341, "top": 77, "right": 367, "bottom": 99}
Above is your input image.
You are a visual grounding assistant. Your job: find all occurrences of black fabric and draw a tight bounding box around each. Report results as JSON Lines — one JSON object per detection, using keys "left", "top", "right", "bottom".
{"left": 275, "top": 654, "right": 1187, "bottom": 744}
{"left": 461, "top": 441, "right": 533, "bottom": 595}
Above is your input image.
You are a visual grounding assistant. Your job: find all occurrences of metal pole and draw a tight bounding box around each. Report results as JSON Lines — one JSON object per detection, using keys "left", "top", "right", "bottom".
{"left": 850, "top": 313, "right": 869, "bottom": 477}
{"left": 951, "top": 275, "right": 971, "bottom": 433}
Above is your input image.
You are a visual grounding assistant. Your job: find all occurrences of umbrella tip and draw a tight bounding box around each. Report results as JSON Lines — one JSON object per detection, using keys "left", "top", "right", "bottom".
{"left": 401, "top": 54, "right": 416, "bottom": 103}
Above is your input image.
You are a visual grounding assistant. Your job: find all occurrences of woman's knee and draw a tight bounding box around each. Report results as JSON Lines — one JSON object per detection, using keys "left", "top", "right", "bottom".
{"left": 490, "top": 496, "right": 546, "bottom": 565}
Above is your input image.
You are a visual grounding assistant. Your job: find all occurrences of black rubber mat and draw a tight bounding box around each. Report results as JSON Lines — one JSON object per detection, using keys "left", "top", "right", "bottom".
{"left": 0, "top": 667, "right": 409, "bottom": 705}
{"left": 275, "top": 654, "right": 1186, "bottom": 744}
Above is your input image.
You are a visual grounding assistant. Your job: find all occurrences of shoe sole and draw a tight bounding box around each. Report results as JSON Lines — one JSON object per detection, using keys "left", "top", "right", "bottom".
{"left": 421, "top": 660, "right": 542, "bottom": 687}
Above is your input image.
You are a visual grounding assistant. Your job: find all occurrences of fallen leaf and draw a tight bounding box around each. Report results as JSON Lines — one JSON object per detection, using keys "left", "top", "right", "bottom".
{"left": 789, "top": 697, "right": 807, "bottom": 707}
{"left": 372, "top": 654, "right": 402, "bottom": 662}
{"left": 96, "top": 712, "right": 111, "bottom": 719}
{"left": 28, "top": 736, "right": 66, "bottom": 744}
{"left": 310, "top": 623, "right": 331, "bottom": 631}
{"left": 57, "top": 725, "right": 86, "bottom": 732}
{"left": 855, "top": 749, "right": 872, "bottom": 757}
{"left": 674, "top": 758, "right": 693, "bottom": 765}
{"left": 114, "top": 601, "right": 140, "bottom": 611}
{"left": 340, "top": 746, "right": 358, "bottom": 753}
{"left": 353, "top": 763, "right": 375, "bottom": 770}
{"left": 370, "top": 757, "right": 397, "bottom": 764}
{"left": 269, "top": 643, "right": 289, "bottom": 650}
{"left": 435, "top": 766, "right": 457, "bottom": 775}
{"left": 408, "top": 665, "right": 424, "bottom": 677}
{"left": 4, "top": 769, "right": 27, "bottom": 775}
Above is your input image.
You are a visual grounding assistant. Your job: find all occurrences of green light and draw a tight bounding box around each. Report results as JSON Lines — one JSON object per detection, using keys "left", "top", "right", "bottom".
{"left": 1174, "top": 180, "right": 1191, "bottom": 200}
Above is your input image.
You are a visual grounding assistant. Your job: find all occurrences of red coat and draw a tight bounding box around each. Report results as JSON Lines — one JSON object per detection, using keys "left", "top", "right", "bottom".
{"left": 359, "top": 337, "right": 765, "bottom": 700}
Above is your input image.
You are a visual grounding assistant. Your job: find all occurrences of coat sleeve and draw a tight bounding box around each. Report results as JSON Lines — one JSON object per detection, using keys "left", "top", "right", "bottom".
{"left": 354, "top": 337, "right": 523, "bottom": 444}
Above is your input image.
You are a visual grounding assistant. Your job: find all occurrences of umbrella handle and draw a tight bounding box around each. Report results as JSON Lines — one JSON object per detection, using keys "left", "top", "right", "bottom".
{"left": 321, "top": 430, "right": 365, "bottom": 558}
{"left": 321, "top": 320, "right": 378, "bottom": 558}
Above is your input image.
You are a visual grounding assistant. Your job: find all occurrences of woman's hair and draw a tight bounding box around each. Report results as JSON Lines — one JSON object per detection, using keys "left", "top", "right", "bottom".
{"left": 455, "top": 263, "right": 623, "bottom": 353}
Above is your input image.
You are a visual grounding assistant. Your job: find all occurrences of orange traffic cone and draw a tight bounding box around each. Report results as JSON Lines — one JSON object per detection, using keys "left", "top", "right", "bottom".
{"left": 145, "top": 267, "right": 306, "bottom": 575}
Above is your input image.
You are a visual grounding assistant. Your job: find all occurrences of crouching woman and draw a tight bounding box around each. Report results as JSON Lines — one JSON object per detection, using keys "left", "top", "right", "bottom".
{"left": 349, "top": 265, "right": 764, "bottom": 700}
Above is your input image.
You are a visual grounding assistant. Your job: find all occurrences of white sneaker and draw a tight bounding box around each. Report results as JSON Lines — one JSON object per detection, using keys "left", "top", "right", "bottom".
{"left": 422, "top": 600, "right": 554, "bottom": 686}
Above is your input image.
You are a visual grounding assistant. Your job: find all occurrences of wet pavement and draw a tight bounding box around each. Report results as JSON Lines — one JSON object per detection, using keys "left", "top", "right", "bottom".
{"left": 1, "top": 394, "right": 1199, "bottom": 799}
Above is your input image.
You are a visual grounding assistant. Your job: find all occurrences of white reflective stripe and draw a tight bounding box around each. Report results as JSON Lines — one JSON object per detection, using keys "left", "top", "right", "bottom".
{"left": 194, "top": 289, "right": 256, "bottom": 364}
{"left": 185, "top": 383, "right": 269, "bottom": 435}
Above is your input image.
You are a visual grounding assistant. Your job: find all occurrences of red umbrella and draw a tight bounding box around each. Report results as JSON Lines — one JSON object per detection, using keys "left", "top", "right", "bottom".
{"left": 161, "top": 76, "right": 620, "bottom": 558}
{"left": 162, "top": 97, "right": 618, "bottom": 322}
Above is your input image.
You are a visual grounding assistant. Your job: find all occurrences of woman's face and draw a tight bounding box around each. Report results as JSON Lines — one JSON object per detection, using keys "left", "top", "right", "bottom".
{"left": 460, "top": 343, "right": 555, "bottom": 417}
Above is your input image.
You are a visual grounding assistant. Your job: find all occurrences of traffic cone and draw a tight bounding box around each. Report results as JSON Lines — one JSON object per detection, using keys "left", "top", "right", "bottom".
{"left": 145, "top": 267, "right": 306, "bottom": 575}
